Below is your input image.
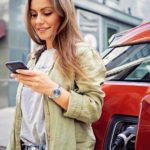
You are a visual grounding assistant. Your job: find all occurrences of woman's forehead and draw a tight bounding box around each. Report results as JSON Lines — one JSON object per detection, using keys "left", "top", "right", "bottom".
{"left": 30, "top": 0, "right": 53, "bottom": 10}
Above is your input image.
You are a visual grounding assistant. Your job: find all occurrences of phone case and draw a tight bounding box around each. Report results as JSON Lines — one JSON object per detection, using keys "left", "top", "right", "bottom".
{"left": 5, "top": 61, "right": 28, "bottom": 73}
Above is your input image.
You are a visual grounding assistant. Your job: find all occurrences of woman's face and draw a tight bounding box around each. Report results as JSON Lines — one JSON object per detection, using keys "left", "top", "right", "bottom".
{"left": 30, "top": 0, "right": 61, "bottom": 48}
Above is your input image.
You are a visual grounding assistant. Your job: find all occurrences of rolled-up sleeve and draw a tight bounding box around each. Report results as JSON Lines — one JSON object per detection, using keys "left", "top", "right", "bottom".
{"left": 64, "top": 43, "right": 106, "bottom": 124}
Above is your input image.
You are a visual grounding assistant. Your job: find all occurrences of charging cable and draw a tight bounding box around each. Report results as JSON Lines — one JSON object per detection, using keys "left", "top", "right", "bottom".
{"left": 111, "top": 125, "right": 137, "bottom": 150}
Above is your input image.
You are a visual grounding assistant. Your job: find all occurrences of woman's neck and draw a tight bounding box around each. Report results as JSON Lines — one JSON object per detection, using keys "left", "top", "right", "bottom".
{"left": 46, "top": 40, "right": 53, "bottom": 50}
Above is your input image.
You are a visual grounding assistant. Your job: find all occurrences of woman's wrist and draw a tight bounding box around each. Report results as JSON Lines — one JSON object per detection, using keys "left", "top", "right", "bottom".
{"left": 46, "top": 82, "right": 70, "bottom": 110}
{"left": 54, "top": 87, "right": 70, "bottom": 110}
{"left": 45, "top": 81, "right": 58, "bottom": 97}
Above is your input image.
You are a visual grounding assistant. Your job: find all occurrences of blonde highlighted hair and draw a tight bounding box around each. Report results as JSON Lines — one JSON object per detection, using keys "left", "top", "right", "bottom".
{"left": 25, "top": 0, "right": 86, "bottom": 79}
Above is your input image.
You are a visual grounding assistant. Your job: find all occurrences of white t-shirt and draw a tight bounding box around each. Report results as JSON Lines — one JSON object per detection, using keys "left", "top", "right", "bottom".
{"left": 20, "top": 49, "right": 56, "bottom": 146}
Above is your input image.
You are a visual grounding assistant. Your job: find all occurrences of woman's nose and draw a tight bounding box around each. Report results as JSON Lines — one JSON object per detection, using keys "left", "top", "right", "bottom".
{"left": 35, "top": 14, "right": 44, "bottom": 24}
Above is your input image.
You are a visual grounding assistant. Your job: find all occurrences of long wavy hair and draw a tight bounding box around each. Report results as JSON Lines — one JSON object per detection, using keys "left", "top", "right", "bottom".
{"left": 25, "top": 0, "right": 86, "bottom": 79}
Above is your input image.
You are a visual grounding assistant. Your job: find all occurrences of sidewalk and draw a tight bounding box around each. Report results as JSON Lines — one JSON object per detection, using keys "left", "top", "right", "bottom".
{"left": 0, "top": 107, "right": 15, "bottom": 148}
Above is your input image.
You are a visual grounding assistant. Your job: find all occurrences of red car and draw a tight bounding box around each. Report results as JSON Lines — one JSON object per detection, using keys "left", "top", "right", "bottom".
{"left": 93, "top": 22, "right": 150, "bottom": 150}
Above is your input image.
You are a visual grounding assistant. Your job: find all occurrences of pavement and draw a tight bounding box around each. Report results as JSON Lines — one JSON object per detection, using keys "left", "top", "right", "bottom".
{"left": 0, "top": 107, "right": 15, "bottom": 149}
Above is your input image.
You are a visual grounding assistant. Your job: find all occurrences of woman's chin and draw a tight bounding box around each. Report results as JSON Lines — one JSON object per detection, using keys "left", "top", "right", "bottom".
{"left": 37, "top": 37, "right": 47, "bottom": 42}
{"left": 38, "top": 35, "right": 51, "bottom": 41}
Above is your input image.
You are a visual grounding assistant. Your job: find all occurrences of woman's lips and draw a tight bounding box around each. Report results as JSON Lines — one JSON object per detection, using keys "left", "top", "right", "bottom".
{"left": 37, "top": 27, "right": 50, "bottom": 33}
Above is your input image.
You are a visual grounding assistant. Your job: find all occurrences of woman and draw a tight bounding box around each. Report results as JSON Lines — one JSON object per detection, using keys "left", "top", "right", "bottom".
{"left": 7, "top": 0, "right": 106, "bottom": 150}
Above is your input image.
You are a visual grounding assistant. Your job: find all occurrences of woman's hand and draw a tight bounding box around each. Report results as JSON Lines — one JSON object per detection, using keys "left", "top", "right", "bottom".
{"left": 11, "top": 69, "right": 57, "bottom": 95}
{"left": 11, "top": 69, "right": 70, "bottom": 110}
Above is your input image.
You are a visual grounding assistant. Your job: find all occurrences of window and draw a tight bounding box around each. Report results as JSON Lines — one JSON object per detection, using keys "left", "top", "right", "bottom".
{"left": 125, "top": 60, "right": 150, "bottom": 81}
{"left": 104, "top": 23, "right": 119, "bottom": 48}
{"left": 104, "top": 43, "right": 150, "bottom": 82}
{"left": 107, "top": 58, "right": 150, "bottom": 82}
{"left": 104, "top": 43, "right": 150, "bottom": 70}
{"left": 107, "top": 27, "right": 118, "bottom": 46}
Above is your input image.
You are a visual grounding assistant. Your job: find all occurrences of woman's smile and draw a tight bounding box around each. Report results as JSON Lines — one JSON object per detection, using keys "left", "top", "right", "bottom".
{"left": 30, "top": 0, "right": 61, "bottom": 48}
{"left": 36, "top": 27, "right": 51, "bottom": 33}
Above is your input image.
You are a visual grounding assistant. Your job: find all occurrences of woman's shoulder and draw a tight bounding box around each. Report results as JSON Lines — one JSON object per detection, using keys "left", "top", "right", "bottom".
{"left": 75, "top": 42, "right": 100, "bottom": 59}
{"left": 76, "top": 42, "right": 93, "bottom": 56}
{"left": 75, "top": 42, "right": 92, "bottom": 54}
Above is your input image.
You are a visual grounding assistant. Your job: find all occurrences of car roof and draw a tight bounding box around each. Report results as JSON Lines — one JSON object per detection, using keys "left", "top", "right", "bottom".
{"left": 109, "top": 22, "right": 150, "bottom": 47}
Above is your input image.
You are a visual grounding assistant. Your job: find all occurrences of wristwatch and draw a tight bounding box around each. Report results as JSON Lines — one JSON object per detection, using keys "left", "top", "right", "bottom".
{"left": 48, "top": 84, "right": 61, "bottom": 100}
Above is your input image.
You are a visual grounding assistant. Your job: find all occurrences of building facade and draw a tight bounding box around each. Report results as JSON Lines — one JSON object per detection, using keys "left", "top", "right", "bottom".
{"left": 0, "top": 0, "right": 30, "bottom": 107}
{"left": 75, "top": 0, "right": 142, "bottom": 52}
{"left": 0, "top": 0, "right": 143, "bottom": 107}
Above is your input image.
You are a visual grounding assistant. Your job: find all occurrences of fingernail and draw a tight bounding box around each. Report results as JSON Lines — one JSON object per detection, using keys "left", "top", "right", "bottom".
{"left": 15, "top": 78, "right": 19, "bottom": 81}
{"left": 10, "top": 73, "right": 15, "bottom": 77}
{"left": 16, "top": 70, "right": 20, "bottom": 73}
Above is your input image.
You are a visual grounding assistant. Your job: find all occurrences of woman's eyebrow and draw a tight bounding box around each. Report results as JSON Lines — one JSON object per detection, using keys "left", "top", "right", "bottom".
{"left": 30, "top": 7, "right": 53, "bottom": 11}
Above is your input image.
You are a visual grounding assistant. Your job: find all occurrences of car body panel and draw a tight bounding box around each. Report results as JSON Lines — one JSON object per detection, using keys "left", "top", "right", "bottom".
{"left": 102, "top": 82, "right": 150, "bottom": 116}
{"left": 135, "top": 95, "right": 150, "bottom": 150}
{"left": 93, "top": 82, "right": 150, "bottom": 149}
{"left": 110, "top": 22, "right": 150, "bottom": 47}
{"left": 92, "top": 22, "right": 150, "bottom": 150}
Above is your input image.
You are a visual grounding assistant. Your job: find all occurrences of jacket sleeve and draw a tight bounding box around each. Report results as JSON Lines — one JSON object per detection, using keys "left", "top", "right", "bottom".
{"left": 64, "top": 43, "right": 106, "bottom": 124}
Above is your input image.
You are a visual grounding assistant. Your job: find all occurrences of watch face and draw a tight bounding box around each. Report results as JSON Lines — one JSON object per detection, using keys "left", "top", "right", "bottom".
{"left": 53, "top": 88, "right": 61, "bottom": 97}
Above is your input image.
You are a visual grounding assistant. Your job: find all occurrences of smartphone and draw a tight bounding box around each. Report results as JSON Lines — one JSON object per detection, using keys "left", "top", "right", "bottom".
{"left": 5, "top": 61, "right": 28, "bottom": 73}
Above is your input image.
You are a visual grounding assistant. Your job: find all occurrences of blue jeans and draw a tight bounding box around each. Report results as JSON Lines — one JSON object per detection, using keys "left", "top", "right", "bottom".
{"left": 21, "top": 141, "right": 46, "bottom": 150}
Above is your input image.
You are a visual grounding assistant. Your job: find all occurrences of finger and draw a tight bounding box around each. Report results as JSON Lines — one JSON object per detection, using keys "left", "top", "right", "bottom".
{"left": 19, "top": 79, "right": 35, "bottom": 87}
{"left": 10, "top": 73, "right": 17, "bottom": 78}
{"left": 15, "top": 78, "right": 19, "bottom": 82}
{"left": 16, "top": 69, "right": 37, "bottom": 76}
{"left": 17, "top": 74, "right": 34, "bottom": 82}
{"left": 10, "top": 73, "right": 27, "bottom": 80}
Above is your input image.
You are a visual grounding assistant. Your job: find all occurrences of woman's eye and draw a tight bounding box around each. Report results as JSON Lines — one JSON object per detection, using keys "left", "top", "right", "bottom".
{"left": 44, "top": 12, "right": 52, "bottom": 16}
{"left": 30, "top": 13, "right": 37, "bottom": 18}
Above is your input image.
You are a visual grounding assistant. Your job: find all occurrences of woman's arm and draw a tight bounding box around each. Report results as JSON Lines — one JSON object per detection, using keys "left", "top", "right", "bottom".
{"left": 11, "top": 44, "right": 106, "bottom": 123}
{"left": 63, "top": 44, "right": 106, "bottom": 123}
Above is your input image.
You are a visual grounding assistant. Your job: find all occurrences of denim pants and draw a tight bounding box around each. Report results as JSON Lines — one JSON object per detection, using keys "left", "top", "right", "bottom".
{"left": 21, "top": 141, "right": 46, "bottom": 150}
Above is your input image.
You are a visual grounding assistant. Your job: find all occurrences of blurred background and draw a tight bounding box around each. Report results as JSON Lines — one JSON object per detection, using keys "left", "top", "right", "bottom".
{"left": 0, "top": 0, "right": 150, "bottom": 108}
{"left": 0, "top": 0, "right": 150, "bottom": 148}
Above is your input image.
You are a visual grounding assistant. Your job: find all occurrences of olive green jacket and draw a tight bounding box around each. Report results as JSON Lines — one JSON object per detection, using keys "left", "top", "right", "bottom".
{"left": 6, "top": 43, "right": 106, "bottom": 150}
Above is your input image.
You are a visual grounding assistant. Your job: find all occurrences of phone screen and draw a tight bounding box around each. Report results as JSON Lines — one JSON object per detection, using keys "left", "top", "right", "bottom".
{"left": 5, "top": 61, "right": 28, "bottom": 73}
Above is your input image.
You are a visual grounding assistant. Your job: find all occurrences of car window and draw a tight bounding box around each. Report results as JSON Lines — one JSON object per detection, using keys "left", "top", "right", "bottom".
{"left": 125, "top": 60, "right": 150, "bottom": 81}
{"left": 107, "top": 57, "right": 150, "bottom": 82}
{"left": 103, "top": 43, "right": 150, "bottom": 70}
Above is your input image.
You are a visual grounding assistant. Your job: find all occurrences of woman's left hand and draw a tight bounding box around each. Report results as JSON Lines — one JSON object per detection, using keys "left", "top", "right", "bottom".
{"left": 11, "top": 69, "right": 57, "bottom": 95}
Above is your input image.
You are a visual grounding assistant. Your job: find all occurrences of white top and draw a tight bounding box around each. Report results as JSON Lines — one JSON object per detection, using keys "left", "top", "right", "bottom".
{"left": 20, "top": 49, "right": 56, "bottom": 146}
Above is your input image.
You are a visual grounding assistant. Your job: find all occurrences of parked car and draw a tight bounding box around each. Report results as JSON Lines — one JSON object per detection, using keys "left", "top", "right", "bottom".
{"left": 92, "top": 22, "right": 150, "bottom": 150}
